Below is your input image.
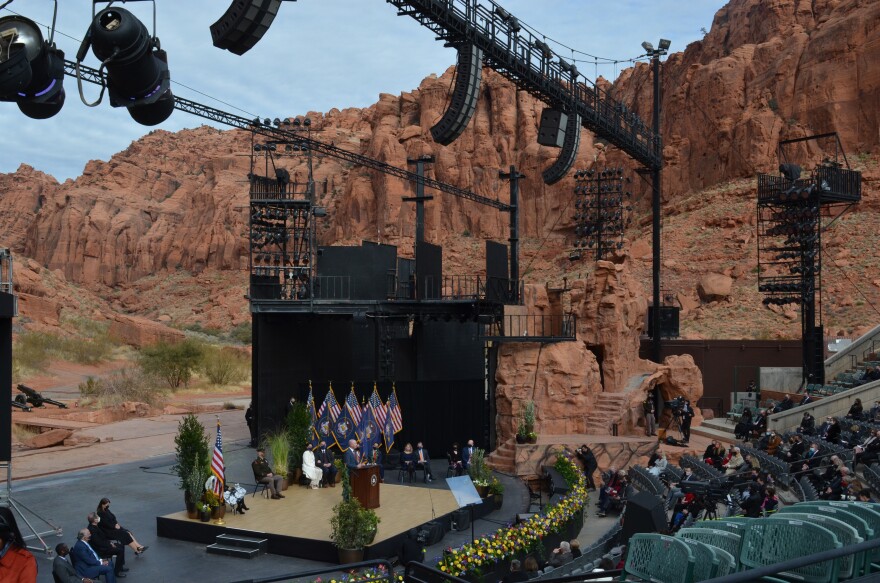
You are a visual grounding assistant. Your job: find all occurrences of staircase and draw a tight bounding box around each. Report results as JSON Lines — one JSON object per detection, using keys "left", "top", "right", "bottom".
{"left": 485, "top": 437, "right": 516, "bottom": 473}
{"left": 583, "top": 393, "right": 631, "bottom": 435}
{"left": 690, "top": 417, "right": 737, "bottom": 442}
{"left": 206, "top": 533, "right": 268, "bottom": 559}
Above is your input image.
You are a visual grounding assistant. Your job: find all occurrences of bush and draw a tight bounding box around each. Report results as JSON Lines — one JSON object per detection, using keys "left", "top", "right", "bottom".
{"left": 139, "top": 340, "right": 203, "bottom": 390}
{"left": 173, "top": 414, "right": 210, "bottom": 491}
{"left": 229, "top": 322, "right": 252, "bottom": 345}
{"left": 200, "top": 345, "right": 249, "bottom": 386}
{"left": 13, "top": 332, "right": 53, "bottom": 372}
{"left": 286, "top": 402, "right": 313, "bottom": 471}
{"left": 77, "top": 369, "right": 164, "bottom": 407}
{"left": 13, "top": 326, "right": 112, "bottom": 371}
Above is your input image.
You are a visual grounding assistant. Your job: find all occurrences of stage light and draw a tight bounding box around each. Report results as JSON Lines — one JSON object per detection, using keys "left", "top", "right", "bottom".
{"left": 779, "top": 163, "right": 802, "bottom": 181}
{"left": 641, "top": 41, "right": 654, "bottom": 53}
{"left": 89, "top": 7, "right": 173, "bottom": 125}
{"left": 0, "top": 13, "right": 66, "bottom": 119}
{"left": 303, "top": 117, "right": 311, "bottom": 127}
{"left": 658, "top": 39, "right": 671, "bottom": 51}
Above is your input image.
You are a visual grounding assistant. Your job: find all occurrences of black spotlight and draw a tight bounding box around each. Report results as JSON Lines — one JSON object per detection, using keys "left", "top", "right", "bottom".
{"left": 0, "top": 15, "right": 66, "bottom": 119}
{"left": 89, "top": 8, "right": 173, "bottom": 126}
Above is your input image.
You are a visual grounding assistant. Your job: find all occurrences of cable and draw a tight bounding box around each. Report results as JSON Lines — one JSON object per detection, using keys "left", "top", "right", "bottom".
{"left": 0, "top": 1, "right": 14, "bottom": 12}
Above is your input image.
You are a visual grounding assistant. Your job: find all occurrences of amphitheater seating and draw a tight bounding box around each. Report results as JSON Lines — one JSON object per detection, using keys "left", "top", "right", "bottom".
{"left": 620, "top": 534, "right": 695, "bottom": 583}
{"left": 676, "top": 528, "right": 743, "bottom": 569}
{"left": 800, "top": 475, "right": 820, "bottom": 501}
{"left": 773, "top": 510, "right": 863, "bottom": 578}
{"left": 738, "top": 444, "right": 792, "bottom": 486}
{"left": 680, "top": 455, "right": 724, "bottom": 481}
{"left": 799, "top": 501, "right": 880, "bottom": 571}
{"left": 676, "top": 537, "right": 723, "bottom": 580}
{"left": 629, "top": 465, "right": 666, "bottom": 497}
{"left": 739, "top": 517, "right": 842, "bottom": 582}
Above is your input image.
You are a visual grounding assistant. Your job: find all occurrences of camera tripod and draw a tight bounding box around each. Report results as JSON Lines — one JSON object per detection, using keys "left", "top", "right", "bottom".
{"left": 665, "top": 411, "right": 684, "bottom": 441}
{"left": 0, "top": 461, "right": 63, "bottom": 556}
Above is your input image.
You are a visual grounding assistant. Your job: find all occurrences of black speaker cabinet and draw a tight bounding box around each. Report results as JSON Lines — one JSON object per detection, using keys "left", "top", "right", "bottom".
{"left": 210, "top": 0, "right": 282, "bottom": 56}
{"left": 537, "top": 108, "right": 568, "bottom": 148}
{"left": 430, "top": 44, "right": 483, "bottom": 145}
{"left": 621, "top": 491, "right": 666, "bottom": 541}
{"left": 648, "top": 306, "right": 680, "bottom": 339}
{"left": 451, "top": 508, "right": 470, "bottom": 531}
{"left": 249, "top": 274, "right": 281, "bottom": 300}
{"left": 417, "top": 520, "right": 445, "bottom": 546}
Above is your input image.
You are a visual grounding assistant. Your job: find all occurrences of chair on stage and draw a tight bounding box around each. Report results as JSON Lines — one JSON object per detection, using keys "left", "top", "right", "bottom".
{"left": 446, "top": 453, "right": 464, "bottom": 478}
{"left": 398, "top": 462, "right": 415, "bottom": 484}
{"left": 251, "top": 467, "right": 270, "bottom": 498}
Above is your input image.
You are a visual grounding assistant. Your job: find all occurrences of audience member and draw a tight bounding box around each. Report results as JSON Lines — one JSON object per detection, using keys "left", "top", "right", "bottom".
{"left": 87, "top": 512, "right": 126, "bottom": 578}
{"left": 703, "top": 440, "right": 726, "bottom": 467}
{"left": 503, "top": 559, "right": 530, "bottom": 583}
{"left": 723, "top": 447, "right": 745, "bottom": 476}
{"left": 846, "top": 398, "right": 864, "bottom": 421}
{"left": 648, "top": 451, "right": 667, "bottom": 477}
{"left": 315, "top": 440, "right": 337, "bottom": 487}
{"left": 549, "top": 541, "right": 573, "bottom": 567}
{"left": 798, "top": 412, "right": 815, "bottom": 436}
{"left": 523, "top": 556, "right": 541, "bottom": 579}
{"left": 53, "top": 542, "right": 93, "bottom": 583}
{"left": 96, "top": 499, "right": 147, "bottom": 555}
{"left": 0, "top": 507, "right": 37, "bottom": 583}
{"left": 570, "top": 539, "right": 582, "bottom": 558}
{"left": 71, "top": 528, "right": 117, "bottom": 583}
{"left": 824, "top": 417, "right": 842, "bottom": 444}
{"left": 252, "top": 447, "right": 285, "bottom": 499}
{"left": 596, "top": 470, "right": 628, "bottom": 517}
{"left": 448, "top": 443, "right": 464, "bottom": 476}
{"left": 414, "top": 442, "right": 434, "bottom": 483}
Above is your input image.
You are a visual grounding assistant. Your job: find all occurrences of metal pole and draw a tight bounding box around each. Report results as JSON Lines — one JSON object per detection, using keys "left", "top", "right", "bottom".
{"left": 651, "top": 53, "right": 663, "bottom": 363}
{"left": 499, "top": 166, "right": 523, "bottom": 304}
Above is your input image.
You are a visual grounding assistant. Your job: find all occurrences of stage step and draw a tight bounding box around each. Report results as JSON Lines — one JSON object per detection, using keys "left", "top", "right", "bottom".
{"left": 689, "top": 423, "right": 737, "bottom": 443}
{"left": 206, "top": 534, "right": 268, "bottom": 559}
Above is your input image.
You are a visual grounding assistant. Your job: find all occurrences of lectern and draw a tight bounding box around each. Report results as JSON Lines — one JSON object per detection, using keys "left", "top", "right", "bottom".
{"left": 350, "top": 465, "right": 380, "bottom": 509}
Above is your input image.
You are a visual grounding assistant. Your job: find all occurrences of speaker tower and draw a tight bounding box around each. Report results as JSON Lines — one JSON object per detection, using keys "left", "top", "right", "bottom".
{"left": 430, "top": 44, "right": 483, "bottom": 145}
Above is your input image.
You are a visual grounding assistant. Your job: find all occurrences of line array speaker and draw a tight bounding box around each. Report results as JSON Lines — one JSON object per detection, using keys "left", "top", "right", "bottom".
{"left": 542, "top": 112, "right": 581, "bottom": 185}
{"left": 430, "top": 44, "right": 483, "bottom": 145}
{"left": 210, "top": 0, "right": 282, "bottom": 56}
{"left": 537, "top": 108, "right": 567, "bottom": 148}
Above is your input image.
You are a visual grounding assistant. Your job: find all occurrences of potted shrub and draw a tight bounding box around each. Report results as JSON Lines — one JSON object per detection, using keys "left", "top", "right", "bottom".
{"left": 489, "top": 477, "right": 504, "bottom": 510}
{"left": 264, "top": 429, "right": 291, "bottom": 490}
{"left": 468, "top": 448, "right": 491, "bottom": 498}
{"left": 197, "top": 502, "right": 211, "bottom": 522}
{"left": 515, "top": 419, "right": 528, "bottom": 444}
{"left": 205, "top": 490, "right": 226, "bottom": 520}
{"left": 523, "top": 400, "right": 537, "bottom": 443}
{"left": 173, "top": 414, "right": 210, "bottom": 511}
{"left": 330, "top": 497, "right": 381, "bottom": 564}
{"left": 183, "top": 462, "right": 209, "bottom": 519}
{"left": 286, "top": 402, "right": 312, "bottom": 483}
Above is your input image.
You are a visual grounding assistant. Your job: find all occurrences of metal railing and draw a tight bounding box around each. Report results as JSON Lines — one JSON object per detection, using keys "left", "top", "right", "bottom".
{"left": 397, "top": 275, "right": 520, "bottom": 303}
{"left": 229, "top": 560, "right": 395, "bottom": 583}
{"left": 482, "top": 314, "right": 577, "bottom": 341}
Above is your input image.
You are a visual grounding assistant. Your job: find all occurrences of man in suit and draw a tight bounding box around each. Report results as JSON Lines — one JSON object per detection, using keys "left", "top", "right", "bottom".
{"left": 315, "top": 440, "right": 337, "bottom": 487}
{"left": 71, "top": 528, "right": 117, "bottom": 583}
{"left": 53, "top": 543, "right": 94, "bottom": 583}
{"left": 344, "top": 439, "right": 365, "bottom": 470}
{"left": 414, "top": 441, "right": 434, "bottom": 482}
{"left": 680, "top": 400, "right": 695, "bottom": 442}
{"left": 666, "top": 466, "right": 699, "bottom": 510}
{"left": 87, "top": 512, "right": 127, "bottom": 578}
{"left": 462, "top": 439, "right": 476, "bottom": 470}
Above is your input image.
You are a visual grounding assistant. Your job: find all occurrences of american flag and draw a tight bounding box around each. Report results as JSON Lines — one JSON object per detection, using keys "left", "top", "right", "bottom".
{"left": 346, "top": 387, "right": 362, "bottom": 427}
{"left": 317, "top": 384, "right": 342, "bottom": 421}
{"left": 369, "top": 385, "right": 386, "bottom": 430}
{"left": 210, "top": 419, "right": 224, "bottom": 495}
{"left": 387, "top": 386, "right": 403, "bottom": 434}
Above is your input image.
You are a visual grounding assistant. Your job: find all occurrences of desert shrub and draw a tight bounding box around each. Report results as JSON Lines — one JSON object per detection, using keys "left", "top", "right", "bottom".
{"left": 183, "top": 323, "right": 224, "bottom": 338}
{"left": 200, "top": 345, "right": 249, "bottom": 386}
{"left": 78, "top": 368, "right": 165, "bottom": 407}
{"left": 229, "top": 322, "right": 252, "bottom": 345}
{"left": 139, "top": 340, "right": 203, "bottom": 390}
{"left": 13, "top": 332, "right": 55, "bottom": 372}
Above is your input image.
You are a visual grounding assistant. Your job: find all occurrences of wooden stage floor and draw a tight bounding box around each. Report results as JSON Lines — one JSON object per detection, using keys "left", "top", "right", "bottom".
{"left": 158, "top": 481, "right": 461, "bottom": 561}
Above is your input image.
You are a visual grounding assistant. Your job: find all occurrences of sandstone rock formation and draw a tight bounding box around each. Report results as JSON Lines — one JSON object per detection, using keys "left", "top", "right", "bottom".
{"left": 697, "top": 273, "right": 733, "bottom": 302}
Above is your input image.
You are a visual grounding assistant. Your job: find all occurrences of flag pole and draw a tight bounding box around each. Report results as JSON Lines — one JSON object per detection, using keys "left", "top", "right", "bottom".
{"left": 212, "top": 415, "right": 226, "bottom": 526}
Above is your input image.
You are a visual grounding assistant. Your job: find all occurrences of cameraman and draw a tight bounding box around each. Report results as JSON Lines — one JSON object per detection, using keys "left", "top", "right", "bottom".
{"left": 576, "top": 445, "right": 598, "bottom": 490}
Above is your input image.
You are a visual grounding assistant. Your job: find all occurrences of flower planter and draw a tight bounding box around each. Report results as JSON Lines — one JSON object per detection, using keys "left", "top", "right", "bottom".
{"left": 211, "top": 505, "right": 226, "bottom": 520}
{"left": 337, "top": 547, "right": 364, "bottom": 564}
{"left": 492, "top": 494, "right": 503, "bottom": 510}
{"left": 200, "top": 510, "right": 211, "bottom": 522}
{"left": 281, "top": 478, "right": 290, "bottom": 491}
{"left": 527, "top": 435, "right": 537, "bottom": 444}
{"left": 515, "top": 434, "right": 527, "bottom": 444}
{"left": 185, "top": 501, "right": 198, "bottom": 520}
{"left": 476, "top": 485, "right": 490, "bottom": 498}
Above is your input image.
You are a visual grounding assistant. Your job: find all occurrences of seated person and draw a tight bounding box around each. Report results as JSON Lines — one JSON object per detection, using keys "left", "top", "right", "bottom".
{"left": 846, "top": 398, "right": 864, "bottom": 420}
{"left": 760, "top": 486, "right": 779, "bottom": 514}
{"left": 703, "top": 440, "right": 726, "bottom": 467}
{"left": 448, "top": 443, "right": 464, "bottom": 476}
{"left": 723, "top": 447, "right": 745, "bottom": 475}
{"left": 87, "top": 512, "right": 126, "bottom": 578}
{"left": 750, "top": 410, "right": 769, "bottom": 437}
{"left": 824, "top": 417, "right": 842, "bottom": 444}
{"left": 523, "top": 556, "right": 541, "bottom": 579}
{"left": 302, "top": 443, "right": 323, "bottom": 489}
{"left": 820, "top": 466, "right": 849, "bottom": 500}
{"left": 858, "top": 488, "right": 876, "bottom": 503}
{"left": 400, "top": 443, "right": 417, "bottom": 481}
{"left": 570, "top": 539, "right": 582, "bottom": 558}
{"left": 760, "top": 430, "right": 782, "bottom": 456}
{"left": 596, "top": 470, "right": 628, "bottom": 517}
{"left": 252, "top": 447, "right": 285, "bottom": 499}
{"left": 853, "top": 429, "right": 880, "bottom": 467}
{"left": 71, "top": 528, "right": 117, "bottom": 583}
{"left": 666, "top": 466, "right": 699, "bottom": 510}
{"left": 96, "top": 498, "right": 147, "bottom": 555}
{"left": 870, "top": 400, "right": 880, "bottom": 422}
{"left": 53, "top": 543, "right": 92, "bottom": 583}
{"left": 548, "top": 541, "right": 573, "bottom": 567}
{"left": 223, "top": 482, "right": 249, "bottom": 514}
{"left": 315, "top": 440, "right": 338, "bottom": 487}
{"left": 648, "top": 451, "right": 667, "bottom": 477}
{"left": 798, "top": 412, "right": 816, "bottom": 436}
{"left": 503, "top": 559, "right": 530, "bottom": 583}
{"left": 414, "top": 442, "right": 434, "bottom": 482}
{"left": 773, "top": 395, "right": 794, "bottom": 413}
{"left": 800, "top": 393, "right": 814, "bottom": 406}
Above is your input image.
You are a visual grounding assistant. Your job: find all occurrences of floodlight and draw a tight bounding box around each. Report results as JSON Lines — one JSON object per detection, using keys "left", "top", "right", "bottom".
{"left": 641, "top": 41, "right": 653, "bottom": 53}
{"left": 0, "top": 14, "right": 66, "bottom": 119}
{"left": 658, "top": 39, "right": 671, "bottom": 51}
{"left": 89, "top": 7, "right": 173, "bottom": 125}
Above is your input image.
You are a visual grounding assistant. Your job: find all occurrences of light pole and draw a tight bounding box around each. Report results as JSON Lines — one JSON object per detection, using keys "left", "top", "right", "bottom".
{"left": 642, "top": 39, "right": 670, "bottom": 364}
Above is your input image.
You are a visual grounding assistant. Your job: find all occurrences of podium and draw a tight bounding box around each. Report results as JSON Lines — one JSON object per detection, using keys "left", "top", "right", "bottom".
{"left": 350, "top": 465, "right": 380, "bottom": 509}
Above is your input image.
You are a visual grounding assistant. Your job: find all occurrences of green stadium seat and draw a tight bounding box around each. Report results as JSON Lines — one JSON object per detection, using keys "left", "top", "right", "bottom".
{"left": 621, "top": 533, "right": 696, "bottom": 583}
{"left": 740, "top": 517, "right": 841, "bottom": 583}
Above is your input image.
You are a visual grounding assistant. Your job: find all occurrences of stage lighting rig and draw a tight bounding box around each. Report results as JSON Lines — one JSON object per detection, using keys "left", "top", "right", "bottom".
{"left": 571, "top": 166, "right": 631, "bottom": 260}
{"left": 0, "top": 1, "right": 66, "bottom": 119}
{"left": 77, "top": 2, "right": 173, "bottom": 126}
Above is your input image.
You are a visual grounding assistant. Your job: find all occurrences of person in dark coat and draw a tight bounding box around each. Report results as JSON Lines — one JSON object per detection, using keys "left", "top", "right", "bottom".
{"left": 96, "top": 498, "right": 146, "bottom": 555}
{"left": 503, "top": 559, "right": 531, "bottom": 583}
{"left": 824, "top": 418, "right": 842, "bottom": 444}
{"left": 798, "top": 412, "right": 815, "bottom": 436}
{"left": 846, "top": 399, "right": 864, "bottom": 421}
{"left": 245, "top": 402, "right": 257, "bottom": 447}
{"left": 53, "top": 543, "right": 92, "bottom": 583}
{"left": 576, "top": 445, "right": 598, "bottom": 489}
{"left": 734, "top": 408, "right": 753, "bottom": 440}
{"left": 87, "top": 512, "right": 126, "bottom": 577}
{"left": 315, "top": 440, "right": 338, "bottom": 487}
{"left": 71, "top": 529, "right": 117, "bottom": 583}
{"left": 680, "top": 400, "right": 695, "bottom": 442}
{"left": 448, "top": 443, "right": 464, "bottom": 476}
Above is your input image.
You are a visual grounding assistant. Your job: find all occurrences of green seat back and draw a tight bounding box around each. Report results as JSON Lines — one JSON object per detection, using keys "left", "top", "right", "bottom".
{"left": 741, "top": 517, "right": 841, "bottom": 583}
{"left": 677, "top": 538, "right": 720, "bottom": 581}
{"left": 622, "top": 533, "right": 695, "bottom": 583}
{"left": 773, "top": 510, "right": 863, "bottom": 578}
{"left": 692, "top": 520, "right": 747, "bottom": 537}
{"left": 792, "top": 501, "right": 880, "bottom": 568}
{"left": 677, "top": 528, "right": 743, "bottom": 570}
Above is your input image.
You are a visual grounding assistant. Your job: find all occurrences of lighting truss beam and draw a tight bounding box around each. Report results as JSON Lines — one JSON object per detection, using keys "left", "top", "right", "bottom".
{"left": 385, "top": 0, "right": 661, "bottom": 170}
{"left": 62, "top": 59, "right": 511, "bottom": 213}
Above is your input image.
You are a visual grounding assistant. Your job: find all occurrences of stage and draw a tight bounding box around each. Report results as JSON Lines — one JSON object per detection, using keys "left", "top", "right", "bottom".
{"left": 157, "top": 481, "right": 472, "bottom": 563}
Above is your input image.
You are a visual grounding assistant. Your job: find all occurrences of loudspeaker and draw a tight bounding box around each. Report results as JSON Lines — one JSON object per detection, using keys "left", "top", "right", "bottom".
{"left": 648, "top": 306, "right": 680, "bottom": 338}
{"left": 210, "top": 0, "right": 281, "bottom": 56}
{"left": 431, "top": 44, "right": 483, "bottom": 145}
{"left": 621, "top": 491, "right": 666, "bottom": 540}
{"left": 249, "top": 274, "right": 281, "bottom": 300}
{"left": 451, "top": 508, "right": 470, "bottom": 531}
{"left": 537, "top": 108, "right": 568, "bottom": 148}
{"left": 416, "top": 520, "right": 445, "bottom": 545}
{"left": 542, "top": 112, "right": 581, "bottom": 185}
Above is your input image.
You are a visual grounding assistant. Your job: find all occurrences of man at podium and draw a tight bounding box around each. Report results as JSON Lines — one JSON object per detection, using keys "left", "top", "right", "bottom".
{"left": 344, "top": 439, "right": 366, "bottom": 469}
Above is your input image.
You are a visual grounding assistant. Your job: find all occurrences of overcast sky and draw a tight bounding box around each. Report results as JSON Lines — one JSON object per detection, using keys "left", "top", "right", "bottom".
{"left": 1, "top": 0, "right": 726, "bottom": 181}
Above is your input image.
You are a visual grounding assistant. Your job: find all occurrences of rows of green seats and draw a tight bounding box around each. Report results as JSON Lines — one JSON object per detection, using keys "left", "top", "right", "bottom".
{"left": 618, "top": 501, "right": 880, "bottom": 582}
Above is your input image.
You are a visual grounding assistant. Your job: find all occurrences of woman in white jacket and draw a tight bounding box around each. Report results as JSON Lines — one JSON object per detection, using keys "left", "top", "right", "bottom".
{"left": 302, "top": 443, "right": 323, "bottom": 489}
{"left": 648, "top": 451, "right": 667, "bottom": 477}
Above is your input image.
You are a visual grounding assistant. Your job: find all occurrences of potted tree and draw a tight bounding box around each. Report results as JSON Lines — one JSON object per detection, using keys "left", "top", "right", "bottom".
{"left": 515, "top": 418, "right": 528, "bottom": 444}
{"left": 265, "top": 429, "right": 291, "bottom": 490}
{"left": 183, "top": 462, "right": 209, "bottom": 519}
{"left": 523, "top": 400, "right": 537, "bottom": 443}
{"left": 286, "top": 402, "right": 312, "bottom": 484}
{"left": 173, "top": 414, "right": 210, "bottom": 512}
{"left": 468, "top": 448, "right": 491, "bottom": 498}
{"left": 489, "top": 477, "right": 504, "bottom": 510}
{"left": 330, "top": 497, "right": 381, "bottom": 564}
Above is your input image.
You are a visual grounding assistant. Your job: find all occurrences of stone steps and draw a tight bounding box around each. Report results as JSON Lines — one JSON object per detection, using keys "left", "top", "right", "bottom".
{"left": 486, "top": 437, "right": 516, "bottom": 473}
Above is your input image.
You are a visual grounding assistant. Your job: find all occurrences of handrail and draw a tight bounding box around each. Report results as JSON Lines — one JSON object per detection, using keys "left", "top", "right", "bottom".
{"left": 405, "top": 561, "right": 469, "bottom": 583}
{"left": 701, "top": 537, "right": 880, "bottom": 583}
{"left": 826, "top": 323, "right": 880, "bottom": 380}
{"left": 229, "top": 560, "right": 395, "bottom": 583}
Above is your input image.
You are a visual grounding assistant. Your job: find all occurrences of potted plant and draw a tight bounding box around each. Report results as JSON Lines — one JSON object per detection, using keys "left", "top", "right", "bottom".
{"left": 468, "top": 448, "right": 491, "bottom": 497}
{"left": 183, "top": 461, "right": 209, "bottom": 519}
{"left": 515, "top": 418, "right": 528, "bottom": 444}
{"left": 264, "top": 429, "right": 291, "bottom": 490}
{"left": 489, "top": 477, "right": 504, "bottom": 510}
{"left": 330, "top": 497, "right": 381, "bottom": 564}
{"left": 205, "top": 490, "right": 226, "bottom": 520}
{"left": 522, "top": 400, "right": 537, "bottom": 443}
{"left": 173, "top": 414, "right": 210, "bottom": 511}
{"left": 286, "top": 402, "right": 312, "bottom": 483}
{"left": 197, "top": 502, "right": 211, "bottom": 522}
